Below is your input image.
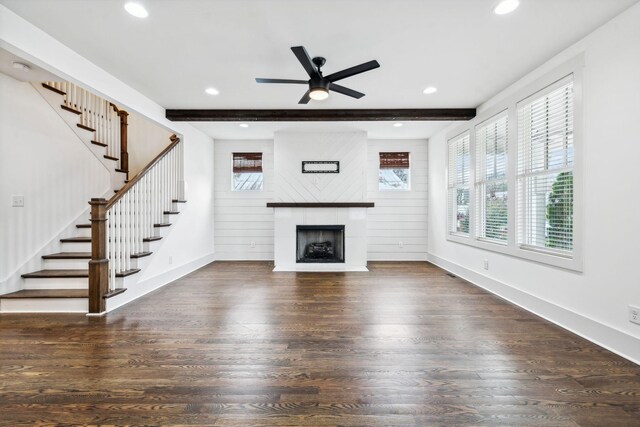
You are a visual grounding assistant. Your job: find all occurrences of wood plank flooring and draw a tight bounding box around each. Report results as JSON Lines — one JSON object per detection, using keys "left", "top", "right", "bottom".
{"left": 1, "top": 261, "right": 639, "bottom": 426}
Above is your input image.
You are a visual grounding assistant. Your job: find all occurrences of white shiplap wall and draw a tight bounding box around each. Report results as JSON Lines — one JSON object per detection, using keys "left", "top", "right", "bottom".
{"left": 214, "top": 140, "right": 274, "bottom": 260}
{"left": 214, "top": 137, "right": 428, "bottom": 261}
{"left": 367, "top": 139, "right": 429, "bottom": 260}
{"left": 274, "top": 132, "right": 367, "bottom": 203}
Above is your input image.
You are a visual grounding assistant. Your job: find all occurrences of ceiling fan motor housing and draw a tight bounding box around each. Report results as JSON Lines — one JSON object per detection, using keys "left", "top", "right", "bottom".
{"left": 310, "top": 77, "right": 330, "bottom": 92}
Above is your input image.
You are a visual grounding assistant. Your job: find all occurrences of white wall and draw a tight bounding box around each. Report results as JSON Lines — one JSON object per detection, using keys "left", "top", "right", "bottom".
{"left": 214, "top": 139, "right": 274, "bottom": 260}
{"left": 428, "top": 4, "right": 640, "bottom": 362}
{"left": 367, "top": 139, "right": 428, "bottom": 260}
{"left": 274, "top": 132, "right": 367, "bottom": 203}
{"left": 0, "top": 5, "right": 216, "bottom": 298}
{"left": 126, "top": 112, "right": 173, "bottom": 177}
{"left": 0, "top": 72, "right": 109, "bottom": 293}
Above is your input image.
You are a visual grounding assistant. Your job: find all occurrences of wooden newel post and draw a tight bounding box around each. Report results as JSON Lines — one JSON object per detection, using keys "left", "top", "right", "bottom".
{"left": 118, "top": 110, "right": 129, "bottom": 177}
{"left": 89, "top": 198, "right": 109, "bottom": 314}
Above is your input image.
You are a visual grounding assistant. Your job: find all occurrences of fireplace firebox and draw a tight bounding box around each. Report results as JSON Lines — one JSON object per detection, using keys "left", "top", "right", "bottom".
{"left": 296, "top": 225, "right": 345, "bottom": 263}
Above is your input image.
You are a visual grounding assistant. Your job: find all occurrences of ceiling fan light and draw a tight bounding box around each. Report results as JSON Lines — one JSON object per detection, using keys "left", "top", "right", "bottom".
{"left": 309, "top": 88, "right": 329, "bottom": 101}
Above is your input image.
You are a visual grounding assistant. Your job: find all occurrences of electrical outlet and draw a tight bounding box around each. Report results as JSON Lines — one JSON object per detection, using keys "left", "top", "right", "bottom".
{"left": 630, "top": 305, "right": 640, "bottom": 325}
{"left": 168, "top": 256, "right": 173, "bottom": 265}
{"left": 398, "top": 241, "right": 404, "bottom": 248}
{"left": 483, "top": 259, "right": 489, "bottom": 270}
{"left": 250, "top": 241, "right": 256, "bottom": 248}
{"left": 11, "top": 195, "right": 24, "bottom": 207}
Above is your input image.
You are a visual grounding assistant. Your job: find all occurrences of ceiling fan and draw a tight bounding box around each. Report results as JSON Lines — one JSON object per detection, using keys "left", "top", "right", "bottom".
{"left": 255, "top": 46, "right": 380, "bottom": 104}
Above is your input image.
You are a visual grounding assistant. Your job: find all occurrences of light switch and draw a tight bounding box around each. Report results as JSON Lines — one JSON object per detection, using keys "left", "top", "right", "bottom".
{"left": 12, "top": 195, "right": 24, "bottom": 207}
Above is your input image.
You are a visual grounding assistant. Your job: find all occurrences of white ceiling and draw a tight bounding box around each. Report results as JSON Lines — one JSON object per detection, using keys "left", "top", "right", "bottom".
{"left": 1, "top": 0, "right": 636, "bottom": 139}
{"left": 0, "top": 48, "right": 60, "bottom": 82}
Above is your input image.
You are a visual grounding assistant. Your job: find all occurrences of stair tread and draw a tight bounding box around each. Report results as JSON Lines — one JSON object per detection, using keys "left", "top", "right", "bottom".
{"left": 42, "top": 252, "right": 91, "bottom": 260}
{"left": 77, "top": 123, "right": 95, "bottom": 132}
{"left": 76, "top": 224, "right": 91, "bottom": 228}
{"left": 172, "top": 199, "right": 187, "bottom": 203}
{"left": 0, "top": 289, "right": 87, "bottom": 299}
{"left": 22, "top": 269, "right": 88, "bottom": 278}
{"left": 42, "top": 83, "right": 65, "bottom": 96}
{"left": 91, "top": 140, "right": 107, "bottom": 147}
{"left": 117, "top": 269, "right": 141, "bottom": 278}
{"left": 61, "top": 237, "right": 91, "bottom": 243}
{"left": 143, "top": 236, "right": 162, "bottom": 242}
{"left": 115, "top": 169, "right": 128, "bottom": 174}
{"left": 104, "top": 155, "right": 119, "bottom": 161}
{"left": 130, "top": 251, "right": 152, "bottom": 259}
{"left": 61, "top": 104, "right": 82, "bottom": 115}
{"left": 154, "top": 223, "right": 171, "bottom": 227}
{"left": 104, "top": 288, "right": 126, "bottom": 299}
{"left": 163, "top": 211, "right": 180, "bottom": 215}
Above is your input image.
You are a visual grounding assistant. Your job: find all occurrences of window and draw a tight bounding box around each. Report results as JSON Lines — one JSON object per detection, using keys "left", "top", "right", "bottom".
{"left": 476, "top": 114, "right": 508, "bottom": 243}
{"left": 233, "top": 152, "right": 263, "bottom": 191}
{"left": 448, "top": 133, "right": 470, "bottom": 236}
{"left": 443, "top": 57, "right": 581, "bottom": 270}
{"left": 379, "top": 152, "right": 410, "bottom": 190}
{"left": 517, "top": 77, "right": 574, "bottom": 255}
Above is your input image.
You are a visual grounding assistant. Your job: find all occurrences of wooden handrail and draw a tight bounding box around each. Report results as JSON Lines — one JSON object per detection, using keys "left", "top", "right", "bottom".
{"left": 106, "top": 135, "right": 180, "bottom": 209}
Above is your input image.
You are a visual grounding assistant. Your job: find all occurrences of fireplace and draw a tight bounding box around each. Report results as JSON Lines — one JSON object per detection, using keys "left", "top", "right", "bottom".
{"left": 296, "top": 225, "right": 345, "bottom": 263}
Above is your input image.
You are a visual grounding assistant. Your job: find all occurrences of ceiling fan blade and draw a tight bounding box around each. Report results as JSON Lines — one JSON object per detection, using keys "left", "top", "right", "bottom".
{"left": 330, "top": 83, "right": 365, "bottom": 99}
{"left": 256, "top": 78, "right": 308, "bottom": 84}
{"left": 298, "top": 90, "right": 311, "bottom": 104}
{"left": 325, "top": 60, "right": 380, "bottom": 83}
{"left": 291, "top": 46, "right": 320, "bottom": 79}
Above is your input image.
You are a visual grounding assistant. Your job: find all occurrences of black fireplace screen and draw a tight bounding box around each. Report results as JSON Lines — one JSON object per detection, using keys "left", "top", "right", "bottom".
{"left": 296, "top": 225, "right": 345, "bottom": 263}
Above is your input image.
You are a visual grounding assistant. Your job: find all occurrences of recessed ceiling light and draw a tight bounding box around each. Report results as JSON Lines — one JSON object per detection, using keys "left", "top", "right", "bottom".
{"left": 124, "top": 2, "right": 149, "bottom": 18}
{"left": 393, "top": 123, "right": 403, "bottom": 128}
{"left": 494, "top": 0, "right": 520, "bottom": 15}
{"left": 423, "top": 86, "right": 438, "bottom": 95}
{"left": 205, "top": 87, "right": 219, "bottom": 96}
{"left": 12, "top": 62, "right": 31, "bottom": 72}
{"left": 239, "top": 123, "right": 249, "bottom": 128}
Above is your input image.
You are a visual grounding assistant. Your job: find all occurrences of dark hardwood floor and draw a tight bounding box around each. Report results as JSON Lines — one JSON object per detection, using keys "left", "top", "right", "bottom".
{"left": 1, "top": 261, "right": 639, "bottom": 426}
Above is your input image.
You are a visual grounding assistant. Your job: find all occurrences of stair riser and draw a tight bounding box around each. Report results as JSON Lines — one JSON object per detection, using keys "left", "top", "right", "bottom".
{"left": 75, "top": 227, "right": 91, "bottom": 238}
{"left": 61, "top": 242, "right": 91, "bottom": 252}
{"left": 0, "top": 298, "right": 88, "bottom": 313}
{"left": 43, "top": 259, "right": 90, "bottom": 270}
{"left": 23, "top": 277, "right": 88, "bottom": 290}
{"left": 144, "top": 240, "right": 162, "bottom": 253}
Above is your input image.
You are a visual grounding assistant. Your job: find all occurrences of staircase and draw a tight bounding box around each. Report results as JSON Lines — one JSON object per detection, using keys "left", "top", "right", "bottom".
{"left": 0, "top": 82, "right": 185, "bottom": 313}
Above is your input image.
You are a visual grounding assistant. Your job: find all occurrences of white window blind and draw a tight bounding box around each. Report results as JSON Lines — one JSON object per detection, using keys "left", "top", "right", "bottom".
{"left": 517, "top": 77, "right": 574, "bottom": 255}
{"left": 476, "top": 114, "right": 508, "bottom": 243}
{"left": 448, "top": 133, "right": 471, "bottom": 236}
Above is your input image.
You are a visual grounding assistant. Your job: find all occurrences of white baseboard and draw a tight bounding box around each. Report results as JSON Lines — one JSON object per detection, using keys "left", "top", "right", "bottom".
{"left": 427, "top": 253, "right": 640, "bottom": 365}
{"left": 104, "top": 253, "right": 215, "bottom": 314}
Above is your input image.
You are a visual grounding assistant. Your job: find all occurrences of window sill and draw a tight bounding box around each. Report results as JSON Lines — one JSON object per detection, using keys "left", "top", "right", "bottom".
{"left": 445, "top": 234, "right": 582, "bottom": 272}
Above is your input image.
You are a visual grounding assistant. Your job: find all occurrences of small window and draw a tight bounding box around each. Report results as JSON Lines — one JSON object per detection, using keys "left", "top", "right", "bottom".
{"left": 448, "top": 133, "right": 471, "bottom": 236}
{"left": 379, "top": 152, "right": 410, "bottom": 191}
{"left": 233, "top": 152, "right": 263, "bottom": 191}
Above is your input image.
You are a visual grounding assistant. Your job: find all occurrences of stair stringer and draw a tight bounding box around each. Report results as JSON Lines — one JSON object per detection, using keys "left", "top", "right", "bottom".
{"left": 32, "top": 83, "right": 126, "bottom": 192}
{"left": 104, "top": 200, "right": 187, "bottom": 313}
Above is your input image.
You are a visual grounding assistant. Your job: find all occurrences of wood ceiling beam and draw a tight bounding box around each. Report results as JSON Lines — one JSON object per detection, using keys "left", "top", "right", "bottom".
{"left": 165, "top": 108, "right": 476, "bottom": 122}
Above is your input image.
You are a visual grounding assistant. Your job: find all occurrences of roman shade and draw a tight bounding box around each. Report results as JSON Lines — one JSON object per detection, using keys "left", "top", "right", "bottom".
{"left": 233, "top": 152, "right": 263, "bottom": 173}
{"left": 379, "top": 152, "right": 409, "bottom": 169}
